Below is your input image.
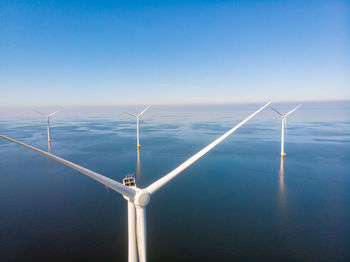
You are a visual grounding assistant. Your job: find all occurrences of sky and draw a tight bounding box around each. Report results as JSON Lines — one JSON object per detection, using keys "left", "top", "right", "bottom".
{"left": 0, "top": 0, "right": 349, "bottom": 106}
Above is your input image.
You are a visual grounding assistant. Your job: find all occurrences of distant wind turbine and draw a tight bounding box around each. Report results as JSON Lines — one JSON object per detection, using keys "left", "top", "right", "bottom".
{"left": 1, "top": 102, "right": 270, "bottom": 262}
{"left": 35, "top": 109, "right": 61, "bottom": 150}
{"left": 270, "top": 105, "right": 302, "bottom": 158}
{"left": 123, "top": 105, "right": 151, "bottom": 149}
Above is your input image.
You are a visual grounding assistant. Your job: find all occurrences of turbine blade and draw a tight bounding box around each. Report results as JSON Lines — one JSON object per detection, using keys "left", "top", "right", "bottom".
{"left": 128, "top": 201, "right": 138, "bottom": 262}
{"left": 137, "top": 105, "right": 151, "bottom": 118}
{"left": 123, "top": 112, "right": 138, "bottom": 118}
{"left": 285, "top": 104, "right": 302, "bottom": 117}
{"left": 0, "top": 135, "right": 136, "bottom": 199}
{"left": 48, "top": 109, "right": 62, "bottom": 117}
{"left": 146, "top": 101, "right": 271, "bottom": 194}
{"left": 34, "top": 110, "right": 47, "bottom": 117}
{"left": 269, "top": 106, "right": 283, "bottom": 116}
{"left": 136, "top": 207, "right": 147, "bottom": 262}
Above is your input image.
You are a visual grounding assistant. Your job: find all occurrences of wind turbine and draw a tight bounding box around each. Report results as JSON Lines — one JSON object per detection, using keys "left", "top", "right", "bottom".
{"left": 270, "top": 104, "right": 302, "bottom": 158}
{"left": 35, "top": 109, "right": 61, "bottom": 150}
{"left": 1, "top": 102, "right": 270, "bottom": 262}
{"left": 123, "top": 105, "right": 151, "bottom": 149}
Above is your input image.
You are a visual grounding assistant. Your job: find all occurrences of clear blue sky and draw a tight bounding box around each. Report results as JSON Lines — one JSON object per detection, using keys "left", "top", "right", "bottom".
{"left": 1, "top": 0, "right": 349, "bottom": 106}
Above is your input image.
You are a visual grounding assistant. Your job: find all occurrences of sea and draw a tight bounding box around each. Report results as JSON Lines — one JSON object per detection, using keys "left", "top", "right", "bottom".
{"left": 0, "top": 101, "right": 349, "bottom": 261}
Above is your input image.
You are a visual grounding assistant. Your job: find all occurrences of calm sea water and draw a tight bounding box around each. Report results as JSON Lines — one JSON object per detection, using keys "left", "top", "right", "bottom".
{"left": 0, "top": 102, "right": 349, "bottom": 261}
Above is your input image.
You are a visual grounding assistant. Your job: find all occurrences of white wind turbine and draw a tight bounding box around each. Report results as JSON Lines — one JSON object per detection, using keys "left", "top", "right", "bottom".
{"left": 35, "top": 109, "right": 61, "bottom": 149}
{"left": 123, "top": 105, "right": 151, "bottom": 149}
{"left": 270, "top": 104, "right": 302, "bottom": 158}
{"left": 1, "top": 102, "right": 270, "bottom": 262}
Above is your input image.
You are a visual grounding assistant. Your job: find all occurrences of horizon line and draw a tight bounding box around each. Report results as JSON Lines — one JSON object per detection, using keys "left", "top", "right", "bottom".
{"left": 0, "top": 99, "right": 349, "bottom": 108}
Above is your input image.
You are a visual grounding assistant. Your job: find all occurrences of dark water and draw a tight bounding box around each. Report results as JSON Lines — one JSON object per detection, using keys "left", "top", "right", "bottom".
{"left": 0, "top": 102, "right": 349, "bottom": 261}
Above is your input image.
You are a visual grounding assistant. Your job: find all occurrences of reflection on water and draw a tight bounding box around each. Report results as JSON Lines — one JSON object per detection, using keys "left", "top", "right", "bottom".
{"left": 136, "top": 149, "right": 141, "bottom": 182}
{"left": 279, "top": 158, "right": 285, "bottom": 189}
{"left": 278, "top": 158, "right": 285, "bottom": 211}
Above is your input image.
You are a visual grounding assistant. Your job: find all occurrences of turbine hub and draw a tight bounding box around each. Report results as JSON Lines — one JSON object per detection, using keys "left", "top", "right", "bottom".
{"left": 134, "top": 189, "right": 151, "bottom": 208}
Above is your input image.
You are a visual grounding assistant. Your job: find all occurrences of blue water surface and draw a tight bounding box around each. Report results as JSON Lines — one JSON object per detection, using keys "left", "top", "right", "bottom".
{"left": 0, "top": 102, "right": 349, "bottom": 261}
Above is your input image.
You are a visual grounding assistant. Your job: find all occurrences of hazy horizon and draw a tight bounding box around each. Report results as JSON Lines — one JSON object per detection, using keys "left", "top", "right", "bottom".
{"left": 0, "top": 99, "right": 349, "bottom": 108}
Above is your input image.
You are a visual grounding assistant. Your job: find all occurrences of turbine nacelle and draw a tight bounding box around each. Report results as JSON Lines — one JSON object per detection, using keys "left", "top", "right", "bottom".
{"left": 123, "top": 176, "right": 137, "bottom": 201}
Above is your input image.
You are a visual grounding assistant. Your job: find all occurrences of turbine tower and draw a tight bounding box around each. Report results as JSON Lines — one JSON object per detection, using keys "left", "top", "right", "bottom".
{"left": 35, "top": 109, "right": 61, "bottom": 150}
{"left": 124, "top": 105, "right": 151, "bottom": 149}
{"left": 270, "top": 104, "right": 301, "bottom": 158}
{"left": 1, "top": 102, "right": 270, "bottom": 262}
